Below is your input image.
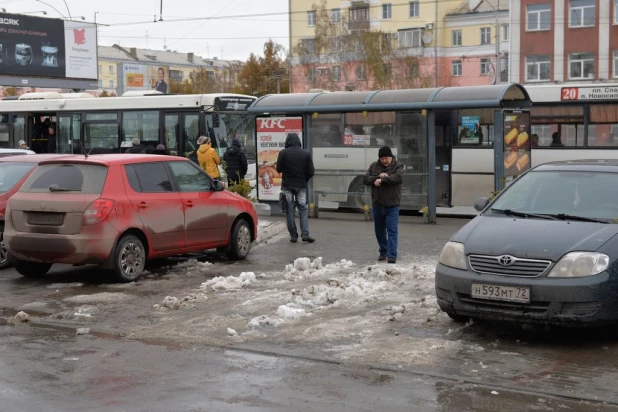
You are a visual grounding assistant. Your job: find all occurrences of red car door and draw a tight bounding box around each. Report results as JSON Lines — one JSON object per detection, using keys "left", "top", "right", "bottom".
{"left": 166, "top": 161, "right": 228, "bottom": 248}
{"left": 123, "top": 162, "right": 185, "bottom": 251}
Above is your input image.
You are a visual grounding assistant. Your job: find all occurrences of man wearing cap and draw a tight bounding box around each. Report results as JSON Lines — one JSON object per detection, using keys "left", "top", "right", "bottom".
{"left": 363, "top": 146, "right": 404, "bottom": 264}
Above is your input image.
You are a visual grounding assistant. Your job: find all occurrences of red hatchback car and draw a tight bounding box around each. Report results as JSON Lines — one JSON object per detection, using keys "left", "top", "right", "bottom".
{"left": 0, "top": 154, "right": 69, "bottom": 270}
{"left": 4, "top": 154, "right": 258, "bottom": 282}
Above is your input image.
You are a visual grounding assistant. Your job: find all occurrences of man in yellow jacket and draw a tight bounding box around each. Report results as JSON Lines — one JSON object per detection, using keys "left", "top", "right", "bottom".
{"left": 196, "top": 136, "right": 221, "bottom": 179}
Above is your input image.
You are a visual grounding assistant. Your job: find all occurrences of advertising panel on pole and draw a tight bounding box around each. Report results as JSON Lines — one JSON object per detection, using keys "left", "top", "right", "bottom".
{"left": 460, "top": 115, "right": 482, "bottom": 144}
{"left": 503, "top": 110, "right": 531, "bottom": 178}
{"left": 0, "top": 13, "right": 97, "bottom": 80}
{"left": 256, "top": 117, "right": 303, "bottom": 201}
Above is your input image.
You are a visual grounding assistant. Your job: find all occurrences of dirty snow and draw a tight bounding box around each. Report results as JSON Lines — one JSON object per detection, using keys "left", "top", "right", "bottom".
{"left": 76, "top": 328, "right": 90, "bottom": 335}
{"left": 63, "top": 293, "right": 132, "bottom": 304}
{"left": 200, "top": 272, "right": 257, "bottom": 292}
{"left": 9, "top": 311, "right": 30, "bottom": 324}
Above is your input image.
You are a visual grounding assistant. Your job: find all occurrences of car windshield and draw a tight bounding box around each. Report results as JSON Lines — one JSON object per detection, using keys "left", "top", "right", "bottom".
{"left": 0, "top": 162, "right": 35, "bottom": 193}
{"left": 490, "top": 169, "right": 618, "bottom": 222}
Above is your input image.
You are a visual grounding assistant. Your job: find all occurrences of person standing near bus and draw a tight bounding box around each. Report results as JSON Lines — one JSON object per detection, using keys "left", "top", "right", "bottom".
{"left": 364, "top": 146, "right": 404, "bottom": 264}
{"left": 223, "top": 138, "right": 248, "bottom": 186}
{"left": 276, "top": 132, "right": 315, "bottom": 243}
{"left": 196, "top": 136, "right": 221, "bottom": 179}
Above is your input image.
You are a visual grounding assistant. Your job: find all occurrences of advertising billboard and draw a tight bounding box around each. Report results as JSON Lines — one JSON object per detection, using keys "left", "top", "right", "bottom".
{"left": 256, "top": 117, "right": 303, "bottom": 201}
{"left": 0, "top": 13, "right": 97, "bottom": 80}
{"left": 503, "top": 110, "right": 531, "bottom": 178}
{"left": 120, "top": 63, "right": 169, "bottom": 94}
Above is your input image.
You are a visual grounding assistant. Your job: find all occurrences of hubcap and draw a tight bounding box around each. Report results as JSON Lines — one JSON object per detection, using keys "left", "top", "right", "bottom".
{"left": 120, "top": 242, "right": 143, "bottom": 277}
{"left": 237, "top": 225, "right": 251, "bottom": 256}
{"left": 0, "top": 232, "right": 7, "bottom": 265}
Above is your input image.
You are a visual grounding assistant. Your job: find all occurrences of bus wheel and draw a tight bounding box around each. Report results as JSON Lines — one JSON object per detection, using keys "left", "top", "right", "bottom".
{"left": 350, "top": 180, "right": 367, "bottom": 211}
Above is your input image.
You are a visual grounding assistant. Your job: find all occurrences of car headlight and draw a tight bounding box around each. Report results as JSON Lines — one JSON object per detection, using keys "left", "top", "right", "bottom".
{"left": 439, "top": 241, "right": 467, "bottom": 270}
{"left": 547, "top": 252, "right": 610, "bottom": 278}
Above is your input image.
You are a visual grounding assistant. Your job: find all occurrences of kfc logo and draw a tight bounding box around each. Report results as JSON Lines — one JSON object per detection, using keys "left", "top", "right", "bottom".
{"left": 73, "top": 28, "right": 86, "bottom": 45}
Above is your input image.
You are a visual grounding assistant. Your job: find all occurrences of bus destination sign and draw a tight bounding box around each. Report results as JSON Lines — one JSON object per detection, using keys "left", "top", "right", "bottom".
{"left": 561, "top": 86, "right": 618, "bottom": 101}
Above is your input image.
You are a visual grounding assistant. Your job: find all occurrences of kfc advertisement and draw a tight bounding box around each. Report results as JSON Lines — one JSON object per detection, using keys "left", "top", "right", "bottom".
{"left": 503, "top": 110, "right": 531, "bottom": 177}
{"left": 256, "top": 116, "right": 303, "bottom": 201}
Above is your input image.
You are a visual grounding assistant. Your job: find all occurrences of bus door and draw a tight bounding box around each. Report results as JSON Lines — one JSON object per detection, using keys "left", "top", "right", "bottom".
{"left": 57, "top": 114, "right": 81, "bottom": 154}
{"left": 11, "top": 115, "right": 26, "bottom": 150}
{"left": 434, "top": 110, "right": 452, "bottom": 207}
{"left": 167, "top": 112, "right": 200, "bottom": 159}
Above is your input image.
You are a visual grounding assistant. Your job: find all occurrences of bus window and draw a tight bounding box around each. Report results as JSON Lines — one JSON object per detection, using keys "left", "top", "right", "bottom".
{"left": 182, "top": 114, "right": 200, "bottom": 158}
{"left": 164, "top": 114, "right": 179, "bottom": 155}
{"left": 12, "top": 115, "right": 25, "bottom": 149}
{"left": 122, "top": 111, "right": 159, "bottom": 153}
{"left": 84, "top": 124, "right": 119, "bottom": 154}
{"left": 310, "top": 114, "right": 343, "bottom": 147}
{"left": 0, "top": 115, "right": 8, "bottom": 148}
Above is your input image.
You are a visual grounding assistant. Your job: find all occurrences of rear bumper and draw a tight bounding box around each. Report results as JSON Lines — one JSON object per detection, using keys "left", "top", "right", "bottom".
{"left": 5, "top": 221, "right": 118, "bottom": 265}
{"left": 435, "top": 263, "right": 618, "bottom": 327}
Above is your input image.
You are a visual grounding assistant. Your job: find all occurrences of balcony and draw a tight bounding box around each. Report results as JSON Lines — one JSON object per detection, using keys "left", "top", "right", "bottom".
{"left": 348, "top": 19, "right": 370, "bottom": 31}
{"left": 350, "top": 0, "right": 369, "bottom": 4}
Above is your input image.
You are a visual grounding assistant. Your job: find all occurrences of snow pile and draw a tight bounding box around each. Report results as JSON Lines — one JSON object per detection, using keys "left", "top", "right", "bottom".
{"left": 201, "top": 272, "right": 257, "bottom": 292}
{"left": 276, "top": 305, "right": 311, "bottom": 319}
{"left": 76, "top": 328, "right": 90, "bottom": 335}
{"left": 284, "top": 257, "right": 355, "bottom": 281}
{"left": 9, "top": 311, "right": 30, "bottom": 324}
{"left": 73, "top": 305, "right": 96, "bottom": 318}
{"left": 227, "top": 328, "right": 238, "bottom": 336}
{"left": 172, "top": 259, "right": 213, "bottom": 276}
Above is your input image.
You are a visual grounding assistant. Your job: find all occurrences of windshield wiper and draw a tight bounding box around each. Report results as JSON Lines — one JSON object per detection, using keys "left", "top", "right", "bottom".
{"left": 490, "top": 208, "right": 558, "bottom": 220}
{"left": 543, "top": 213, "right": 608, "bottom": 224}
{"left": 48, "top": 185, "right": 79, "bottom": 192}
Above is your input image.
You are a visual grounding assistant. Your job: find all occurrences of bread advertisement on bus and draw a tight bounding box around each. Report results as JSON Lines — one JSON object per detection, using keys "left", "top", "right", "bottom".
{"left": 0, "top": 13, "right": 97, "bottom": 80}
{"left": 503, "top": 110, "right": 531, "bottom": 177}
{"left": 256, "top": 116, "right": 303, "bottom": 201}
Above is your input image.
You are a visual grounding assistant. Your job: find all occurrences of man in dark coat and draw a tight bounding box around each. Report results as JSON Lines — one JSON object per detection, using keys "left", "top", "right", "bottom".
{"left": 363, "top": 146, "right": 404, "bottom": 264}
{"left": 223, "top": 138, "right": 248, "bottom": 186}
{"left": 125, "top": 137, "right": 146, "bottom": 154}
{"left": 276, "top": 133, "right": 315, "bottom": 243}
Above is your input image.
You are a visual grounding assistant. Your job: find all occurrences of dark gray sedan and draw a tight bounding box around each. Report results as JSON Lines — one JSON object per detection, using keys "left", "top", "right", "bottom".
{"left": 435, "top": 160, "right": 618, "bottom": 327}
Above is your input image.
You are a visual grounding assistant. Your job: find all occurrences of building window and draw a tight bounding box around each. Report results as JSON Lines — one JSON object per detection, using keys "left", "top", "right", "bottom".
{"left": 301, "top": 38, "right": 316, "bottom": 54}
{"left": 409, "top": 1, "right": 419, "bottom": 17}
{"left": 409, "top": 61, "right": 419, "bottom": 78}
{"left": 526, "top": 55, "right": 551, "bottom": 81}
{"left": 569, "top": 53, "right": 595, "bottom": 79}
{"left": 526, "top": 3, "right": 551, "bottom": 31}
{"left": 331, "top": 8, "right": 341, "bottom": 23}
{"left": 108, "top": 65, "right": 114, "bottom": 74}
{"left": 350, "top": 6, "right": 369, "bottom": 21}
{"left": 207, "top": 72, "right": 215, "bottom": 82}
{"left": 109, "top": 80, "right": 114, "bottom": 88}
{"left": 382, "top": 4, "right": 392, "bottom": 19}
{"left": 98, "top": 64, "right": 102, "bottom": 74}
{"left": 308, "top": 68, "right": 316, "bottom": 82}
{"left": 452, "top": 30, "right": 462, "bottom": 46}
{"left": 331, "top": 38, "right": 341, "bottom": 53}
{"left": 381, "top": 63, "right": 392, "bottom": 79}
{"left": 307, "top": 11, "right": 316, "bottom": 26}
{"left": 356, "top": 64, "right": 366, "bottom": 80}
{"left": 501, "top": 24, "right": 509, "bottom": 41}
{"left": 452, "top": 60, "right": 462, "bottom": 76}
{"left": 480, "top": 58, "right": 491, "bottom": 75}
{"left": 398, "top": 29, "right": 422, "bottom": 48}
{"left": 169, "top": 70, "right": 183, "bottom": 83}
{"left": 332, "top": 66, "right": 341, "bottom": 81}
{"left": 570, "top": 0, "right": 595, "bottom": 27}
{"left": 480, "top": 27, "right": 491, "bottom": 44}
{"left": 98, "top": 79, "right": 102, "bottom": 88}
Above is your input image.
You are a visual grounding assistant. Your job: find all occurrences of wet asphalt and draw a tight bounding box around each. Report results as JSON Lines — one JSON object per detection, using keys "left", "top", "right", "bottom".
{"left": 1, "top": 213, "right": 618, "bottom": 411}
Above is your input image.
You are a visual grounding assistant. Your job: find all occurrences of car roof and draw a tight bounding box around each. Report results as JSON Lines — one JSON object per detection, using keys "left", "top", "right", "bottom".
{"left": 0, "top": 148, "right": 35, "bottom": 154}
{"left": 533, "top": 159, "right": 618, "bottom": 173}
{"left": 0, "top": 153, "right": 71, "bottom": 163}
{"left": 37, "top": 153, "right": 188, "bottom": 166}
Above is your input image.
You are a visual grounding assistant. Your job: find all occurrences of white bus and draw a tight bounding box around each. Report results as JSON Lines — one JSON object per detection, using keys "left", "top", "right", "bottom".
{"left": 0, "top": 91, "right": 258, "bottom": 184}
{"left": 452, "top": 82, "right": 618, "bottom": 214}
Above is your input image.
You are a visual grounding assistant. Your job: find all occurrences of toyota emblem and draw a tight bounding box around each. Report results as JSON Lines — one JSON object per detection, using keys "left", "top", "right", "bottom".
{"left": 498, "top": 255, "right": 514, "bottom": 266}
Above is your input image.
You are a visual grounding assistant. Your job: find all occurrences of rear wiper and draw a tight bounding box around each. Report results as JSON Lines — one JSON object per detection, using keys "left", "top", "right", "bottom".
{"left": 545, "top": 213, "right": 608, "bottom": 224}
{"left": 48, "top": 185, "right": 79, "bottom": 192}
{"left": 490, "top": 208, "right": 558, "bottom": 220}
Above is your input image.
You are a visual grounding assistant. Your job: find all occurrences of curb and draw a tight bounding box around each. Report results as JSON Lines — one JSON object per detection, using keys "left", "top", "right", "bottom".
{"left": 255, "top": 221, "right": 286, "bottom": 243}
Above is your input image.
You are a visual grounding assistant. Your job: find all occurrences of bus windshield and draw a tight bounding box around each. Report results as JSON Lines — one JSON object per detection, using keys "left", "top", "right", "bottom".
{"left": 205, "top": 113, "right": 256, "bottom": 163}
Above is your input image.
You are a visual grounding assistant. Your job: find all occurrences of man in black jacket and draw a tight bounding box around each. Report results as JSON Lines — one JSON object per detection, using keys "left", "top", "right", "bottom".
{"left": 276, "top": 133, "right": 315, "bottom": 243}
{"left": 223, "top": 138, "right": 248, "bottom": 186}
{"left": 364, "top": 146, "right": 404, "bottom": 264}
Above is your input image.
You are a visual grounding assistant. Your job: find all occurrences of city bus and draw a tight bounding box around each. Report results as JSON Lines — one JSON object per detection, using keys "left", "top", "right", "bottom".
{"left": 452, "top": 82, "right": 618, "bottom": 214}
{"left": 0, "top": 91, "right": 258, "bottom": 184}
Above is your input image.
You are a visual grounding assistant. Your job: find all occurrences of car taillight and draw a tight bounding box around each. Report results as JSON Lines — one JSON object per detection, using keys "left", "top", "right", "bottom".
{"left": 83, "top": 199, "right": 115, "bottom": 225}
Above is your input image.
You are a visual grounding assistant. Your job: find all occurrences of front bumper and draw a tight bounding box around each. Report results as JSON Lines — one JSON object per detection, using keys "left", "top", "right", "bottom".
{"left": 5, "top": 221, "right": 119, "bottom": 265}
{"left": 435, "top": 263, "right": 618, "bottom": 327}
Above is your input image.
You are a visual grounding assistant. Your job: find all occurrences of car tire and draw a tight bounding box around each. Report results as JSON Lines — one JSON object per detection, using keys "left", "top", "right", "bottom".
{"left": 12, "top": 259, "right": 52, "bottom": 278}
{"left": 226, "top": 219, "right": 251, "bottom": 260}
{"left": 447, "top": 312, "right": 470, "bottom": 323}
{"left": 113, "top": 235, "right": 146, "bottom": 282}
{"left": 0, "top": 231, "right": 11, "bottom": 270}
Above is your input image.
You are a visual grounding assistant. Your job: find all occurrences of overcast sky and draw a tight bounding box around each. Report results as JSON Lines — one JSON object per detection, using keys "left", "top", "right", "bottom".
{"left": 2, "top": 0, "right": 290, "bottom": 61}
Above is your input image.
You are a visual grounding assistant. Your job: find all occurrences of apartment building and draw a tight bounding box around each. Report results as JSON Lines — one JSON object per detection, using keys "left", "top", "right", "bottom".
{"left": 289, "top": 0, "right": 510, "bottom": 92}
{"left": 510, "top": 0, "right": 618, "bottom": 84}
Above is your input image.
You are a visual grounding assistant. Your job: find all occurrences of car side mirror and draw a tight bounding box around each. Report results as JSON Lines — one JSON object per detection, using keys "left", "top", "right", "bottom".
{"left": 474, "top": 197, "right": 489, "bottom": 212}
{"left": 214, "top": 181, "right": 224, "bottom": 191}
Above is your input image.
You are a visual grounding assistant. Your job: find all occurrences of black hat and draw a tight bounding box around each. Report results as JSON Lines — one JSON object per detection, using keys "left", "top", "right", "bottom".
{"left": 378, "top": 146, "right": 394, "bottom": 158}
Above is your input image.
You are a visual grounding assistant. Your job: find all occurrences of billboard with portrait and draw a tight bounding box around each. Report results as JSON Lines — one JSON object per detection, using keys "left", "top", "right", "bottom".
{"left": 120, "top": 63, "right": 169, "bottom": 94}
{"left": 0, "top": 13, "right": 97, "bottom": 80}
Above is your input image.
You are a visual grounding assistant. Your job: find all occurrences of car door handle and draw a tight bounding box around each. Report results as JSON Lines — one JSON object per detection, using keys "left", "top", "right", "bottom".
{"left": 184, "top": 201, "right": 194, "bottom": 208}
{"left": 137, "top": 202, "right": 148, "bottom": 209}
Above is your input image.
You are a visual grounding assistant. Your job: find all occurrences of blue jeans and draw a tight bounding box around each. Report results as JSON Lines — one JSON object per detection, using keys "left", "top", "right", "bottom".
{"left": 372, "top": 206, "right": 399, "bottom": 259}
{"left": 283, "top": 187, "right": 309, "bottom": 240}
